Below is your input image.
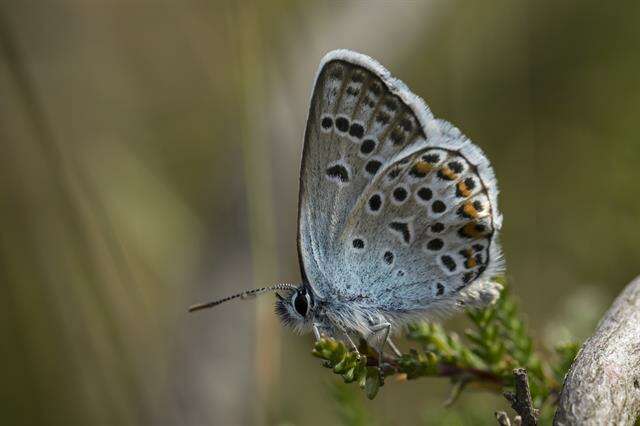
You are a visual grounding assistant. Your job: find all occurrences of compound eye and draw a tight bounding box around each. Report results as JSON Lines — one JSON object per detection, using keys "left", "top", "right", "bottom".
{"left": 292, "top": 291, "right": 309, "bottom": 317}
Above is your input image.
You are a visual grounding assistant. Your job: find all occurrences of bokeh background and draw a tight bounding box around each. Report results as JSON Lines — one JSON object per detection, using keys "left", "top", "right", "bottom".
{"left": 2, "top": 1, "right": 639, "bottom": 425}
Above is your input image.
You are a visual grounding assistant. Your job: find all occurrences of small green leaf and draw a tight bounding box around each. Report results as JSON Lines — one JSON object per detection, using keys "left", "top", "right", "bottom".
{"left": 364, "top": 367, "right": 382, "bottom": 400}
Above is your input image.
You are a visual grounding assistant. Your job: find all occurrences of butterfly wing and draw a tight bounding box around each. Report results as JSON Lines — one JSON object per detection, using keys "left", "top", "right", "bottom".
{"left": 298, "top": 50, "right": 428, "bottom": 297}
{"left": 298, "top": 50, "right": 502, "bottom": 312}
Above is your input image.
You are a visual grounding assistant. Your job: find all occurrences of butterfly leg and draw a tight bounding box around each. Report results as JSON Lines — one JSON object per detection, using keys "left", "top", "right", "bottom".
{"left": 314, "top": 322, "right": 360, "bottom": 356}
{"left": 386, "top": 338, "right": 402, "bottom": 357}
{"left": 313, "top": 323, "right": 322, "bottom": 341}
{"left": 369, "top": 322, "right": 393, "bottom": 364}
{"left": 332, "top": 323, "right": 360, "bottom": 355}
{"left": 343, "top": 331, "right": 360, "bottom": 355}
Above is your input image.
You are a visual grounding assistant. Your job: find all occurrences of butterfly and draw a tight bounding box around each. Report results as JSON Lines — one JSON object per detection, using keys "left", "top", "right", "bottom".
{"left": 190, "top": 49, "right": 503, "bottom": 358}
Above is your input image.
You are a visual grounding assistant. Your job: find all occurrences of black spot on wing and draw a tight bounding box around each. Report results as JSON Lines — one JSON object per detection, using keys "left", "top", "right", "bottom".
{"left": 349, "top": 122, "right": 364, "bottom": 139}
{"left": 388, "top": 221, "right": 411, "bottom": 244}
{"left": 417, "top": 187, "right": 432, "bottom": 201}
{"left": 392, "top": 186, "right": 408, "bottom": 202}
{"left": 441, "top": 255, "right": 457, "bottom": 272}
{"left": 360, "top": 139, "right": 376, "bottom": 155}
{"left": 426, "top": 238, "right": 444, "bottom": 251}
{"left": 448, "top": 161, "right": 463, "bottom": 173}
{"left": 365, "top": 160, "right": 382, "bottom": 175}
{"left": 335, "top": 116, "right": 349, "bottom": 133}
{"left": 432, "top": 200, "right": 446, "bottom": 213}
{"left": 423, "top": 153, "right": 440, "bottom": 163}
{"left": 326, "top": 164, "right": 349, "bottom": 182}
{"left": 368, "top": 194, "right": 382, "bottom": 212}
{"left": 464, "top": 177, "right": 476, "bottom": 190}
{"left": 430, "top": 222, "right": 445, "bottom": 233}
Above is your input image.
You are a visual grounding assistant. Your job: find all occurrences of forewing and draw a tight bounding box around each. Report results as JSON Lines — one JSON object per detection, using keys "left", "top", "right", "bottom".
{"left": 298, "top": 51, "right": 430, "bottom": 296}
{"left": 298, "top": 50, "right": 502, "bottom": 305}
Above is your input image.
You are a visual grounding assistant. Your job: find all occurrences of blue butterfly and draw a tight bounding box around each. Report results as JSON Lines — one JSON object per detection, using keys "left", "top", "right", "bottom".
{"left": 190, "top": 50, "right": 503, "bottom": 358}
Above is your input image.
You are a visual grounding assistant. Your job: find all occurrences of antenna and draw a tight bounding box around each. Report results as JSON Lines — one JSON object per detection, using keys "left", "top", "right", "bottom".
{"left": 188, "top": 283, "right": 298, "bottom": 313}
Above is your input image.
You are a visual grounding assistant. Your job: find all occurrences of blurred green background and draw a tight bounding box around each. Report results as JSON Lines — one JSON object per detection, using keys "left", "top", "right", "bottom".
{"left": 1, "top": 1, "right": 639, "bottom": 425}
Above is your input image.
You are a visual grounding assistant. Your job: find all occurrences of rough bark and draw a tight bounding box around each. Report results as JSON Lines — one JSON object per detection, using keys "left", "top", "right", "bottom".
{"left": 505, "top": 368, "right": 539, "bottom": 426}
{"left": 554, "top": 275, "right": 640, "bottom": 425}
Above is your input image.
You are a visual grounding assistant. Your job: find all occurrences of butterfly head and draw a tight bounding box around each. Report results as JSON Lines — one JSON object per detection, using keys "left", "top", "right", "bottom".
{"left": 188, "top": 283, "right": 316, "bottom": 333}
{"left": 275, "top": 284, "right": 316, "bottom": 333}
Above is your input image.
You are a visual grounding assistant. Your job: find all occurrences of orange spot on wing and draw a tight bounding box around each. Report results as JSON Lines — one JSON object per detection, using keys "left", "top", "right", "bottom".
{"left": 413, "top": 160, "right": 432, "bottom": 175}
{"left": 439, "top": 166, "right": 457, "bottom": 180}
{"left": 463, "top": 202, "right": 480, "bottom": 218}
{"left": 460, "top": 222, "right": 488, "bottom": 238}
{"left": 460, "top": 248, "right": 473, "bottom": 258}
{"left": 456, "top": 181, "right": 472, "bottom": 197}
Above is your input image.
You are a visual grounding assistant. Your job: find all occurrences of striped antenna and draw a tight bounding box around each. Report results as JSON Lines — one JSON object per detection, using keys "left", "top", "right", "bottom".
{"left": 188, "top": 283, "right": 298, "bottom": 313}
